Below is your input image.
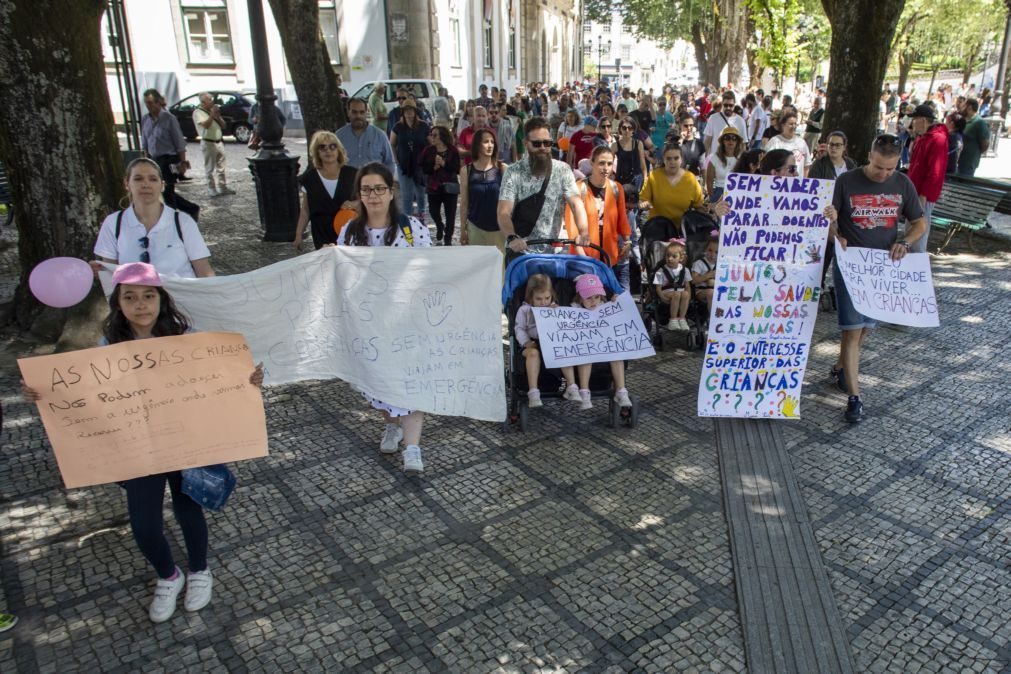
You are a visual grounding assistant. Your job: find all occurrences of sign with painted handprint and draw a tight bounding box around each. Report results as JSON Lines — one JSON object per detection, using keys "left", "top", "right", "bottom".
{"left": 100, "top": 247, "right": 507, "bottom": 422}
{"left": 697, "top": 173, "right": 833, "bottom": 419}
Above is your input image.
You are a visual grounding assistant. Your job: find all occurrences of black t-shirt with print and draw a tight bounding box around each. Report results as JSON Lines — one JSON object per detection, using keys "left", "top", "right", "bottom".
{"left": 832, "top": 168, "right": 923, "bottom": 250}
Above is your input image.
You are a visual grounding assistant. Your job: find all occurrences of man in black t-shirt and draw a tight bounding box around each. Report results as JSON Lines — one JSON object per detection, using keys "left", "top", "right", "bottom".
{"left": 827, "top": 135, "right": 927, "bottom": 423}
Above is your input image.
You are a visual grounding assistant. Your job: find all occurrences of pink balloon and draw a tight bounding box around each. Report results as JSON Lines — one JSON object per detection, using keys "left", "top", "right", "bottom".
{"left": 29, "top": 257, "right": 94, "bottom": 308}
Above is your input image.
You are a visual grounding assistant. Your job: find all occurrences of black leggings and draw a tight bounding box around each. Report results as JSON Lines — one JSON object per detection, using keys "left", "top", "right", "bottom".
{"left": 428, "top": 191, "right": 458, "bottom": 244}
{"left": 124, "top": 472, "right": 208, "bottom": 578}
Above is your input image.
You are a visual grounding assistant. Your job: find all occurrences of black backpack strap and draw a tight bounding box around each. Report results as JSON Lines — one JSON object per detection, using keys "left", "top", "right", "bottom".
{"left": 174, "top": 209, "right": 184, "bottom": 242}
{"left": 115, "top": 209, "right": 124, "bottom": 239}
{"left": 661, "top": 266, "right": 677, "bottom": 288}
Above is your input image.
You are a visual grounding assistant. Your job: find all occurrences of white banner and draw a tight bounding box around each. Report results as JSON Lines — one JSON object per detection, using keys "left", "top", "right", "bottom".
{"left": 101, "top": 247, "right": 507, "bottom": 421}
{"left": 533, "top": 292, "right": 655, "bottom": 368}
{"left": 698, "top": 173, "right": 833, "bottom": 419}
{"left": 833, "top": 243, "right": 939, "bottom": 328}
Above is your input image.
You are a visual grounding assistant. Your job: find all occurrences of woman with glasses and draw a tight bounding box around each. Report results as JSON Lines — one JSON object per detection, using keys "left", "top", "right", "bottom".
{"left": 705, "top": 126, "right": 744, "bottom": 202}
{"left": 612, "top": 116, "right": 649, "bottom": 199}
{"left": 93, "top": 157, "right": 214, "bottom": 278}
{"left": 764, "top": 111, "right": 812, "bottom": 176}
{"left": 390, "top": 100, "right": 431, "bottom": 224}
{"left": 293, "top": 131, "right": 358, "bottom": 252}
{"left": 419, "top": 126, "right": 462, "bottom": 245}
{"left": 595, "top": 117, "right": 616, "bottom": 148}
{"left": 336, "top": 163, "right": 432, "bottom": 475}
{"left": 808, "top": 131, "right": 856, "bottom": 180}
{"left": 677, "top": 113, "right": 706, "bottom": 176}
{"left": 757, "top": 149, "right": 798, "bottom": 176}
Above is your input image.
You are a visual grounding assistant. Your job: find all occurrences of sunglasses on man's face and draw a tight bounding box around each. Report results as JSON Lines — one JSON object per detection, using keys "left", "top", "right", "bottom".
{"left": 397, "top": 97, "right": 407, "bottom": 102}
{"left": 528, "top": 139, "right": 554, "bottom": 148}
{"left": 600, "top": 123, "right": 611, "bottom": 128}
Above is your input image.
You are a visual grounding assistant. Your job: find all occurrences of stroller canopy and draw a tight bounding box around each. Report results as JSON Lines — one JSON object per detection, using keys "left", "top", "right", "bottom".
{"left": 502, "top": 254, "right": 623, "bottom": 305}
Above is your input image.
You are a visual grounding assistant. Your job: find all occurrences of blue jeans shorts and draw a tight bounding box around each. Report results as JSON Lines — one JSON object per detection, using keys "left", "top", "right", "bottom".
{"left": 832, "top": 258, "right": 878, "bottom": 331}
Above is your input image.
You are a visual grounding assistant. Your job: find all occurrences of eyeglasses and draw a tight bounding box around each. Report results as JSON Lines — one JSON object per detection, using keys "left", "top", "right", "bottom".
{"left": 397, "top": 97, "right": 407, "bottom": 102}
{"left": 138, "top": 236, "right": 151, "bottom": 263}
{"left": 600, "top": 123, "right": 611, "bottom": 128}
{"left": 528, "top": 139, "right": 554, "bottom": 148}
{"left": 874, "top": 134, "right": 901, "bottom": 148}
{"left": 827, "top": 142, "right": 845, "bottom": 148}
{"left": 359, "top": 185, "right": 390, "bottom": 196}
{"left": 620, "top": 125, "right": 633, "bottom": 130}
{"left": 682, "top": 124, "right": 694, "bottom": 129}
{"left": 319, "top": 143, "right": 339, "bottom": 152}
{"left": 723, "top": 103, "right": 735, "bottom": 108}
{"left": 783, "top": 165, "right": 798, "bottom": 174}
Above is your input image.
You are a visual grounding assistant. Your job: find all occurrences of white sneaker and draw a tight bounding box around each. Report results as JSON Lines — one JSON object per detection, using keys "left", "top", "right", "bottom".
{"left": 184, "top": 569, "right": 213, "bottom": 612}
{"left": 402, "top": 445, "right": 424, "bottom": 475}
{"left": 207, "top": 186, "right": 220, "bottom": 197}
{"left": 380, "top": 424, "right": 403, "bottom": 454}
{"left": 666, "top": 319, "right": 678, "bottom": 330}
{"left": 579, "top": 389, "right": 593, "bottom": 410}
{"left": 614, "top": 389, "right": 633, "bottom": 408}
{"left": 527, "top": 389, "right": 543, "bottom": 408}
{"left": 678, "top": 319, "right": 690, "bottom": 331}
{"left": 563, "top": 384, "right": 581, "bottom": 401}
{"left": 149, "top": 569, "right": 185, "bottom": 623}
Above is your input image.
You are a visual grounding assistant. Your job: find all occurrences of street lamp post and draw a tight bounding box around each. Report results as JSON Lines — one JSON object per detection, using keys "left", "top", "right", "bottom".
{"left": 992, "top": 3, "right": 1011, "bottom": 119}
{"left": 596, "top": 38, "right": 611, "bottom": 86}
{"left": 246, "top": 0, "right": 300, "bottom": 242}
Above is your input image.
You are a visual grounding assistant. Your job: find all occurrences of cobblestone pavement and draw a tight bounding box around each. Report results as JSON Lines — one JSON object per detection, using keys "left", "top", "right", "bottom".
{"left": 0, "top": 142, "right": 1009, "bottom": 672}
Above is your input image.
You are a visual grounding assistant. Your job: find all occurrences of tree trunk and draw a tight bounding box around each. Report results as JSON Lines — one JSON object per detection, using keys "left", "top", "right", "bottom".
{"left": 820, "top": 0, "right": 907, "bottom": 160}
{"left": 897, "top": 49, "right": 914, "bottom": 95}
{"left": 928, "top": 65, "right": 940, "bottom": 97}
{"left": 266, "top": 0, "right": 346, "bottom": 142}
{"left": 961, "top": 55, "right": 976, "bottom": 88}
{"left": 691, "top": 26, "right": 710, "bottom": 86}
{"left": 0, "top": 0, "right": 123, "bottom": 343}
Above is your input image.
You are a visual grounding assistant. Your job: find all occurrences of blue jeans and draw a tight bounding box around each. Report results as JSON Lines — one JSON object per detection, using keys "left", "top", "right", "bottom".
{"left": 613, "top": 263, "right": 631, "bottom": 292}
{"left": 124, "top": 472, "right": 208, "bottom": 578}
{"left": 399, "top": 179, "right": 427, "bottom": 219}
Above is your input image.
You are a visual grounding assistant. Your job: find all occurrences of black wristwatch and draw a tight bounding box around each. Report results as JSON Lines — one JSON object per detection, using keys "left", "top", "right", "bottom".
{"left": 897, "top": 239, "right": 910, "bottom": 250}
{"left": 506, "top": 234, "right": 521, "bottom": 244}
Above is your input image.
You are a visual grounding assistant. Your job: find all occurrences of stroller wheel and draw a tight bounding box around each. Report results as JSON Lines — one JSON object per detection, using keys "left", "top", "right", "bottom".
{"left": 607, "top": 398, "right": 618, "bottom": 428}
{"left": 518, "top": 401, "right": 530, "bottom": 432}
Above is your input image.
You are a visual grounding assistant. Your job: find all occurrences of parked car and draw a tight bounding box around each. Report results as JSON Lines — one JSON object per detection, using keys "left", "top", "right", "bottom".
{"left": 350, "top": 79, "right": 444, "bottom": 113}
{"left": 169, "top": 91, "right": 256, "bottom": 143}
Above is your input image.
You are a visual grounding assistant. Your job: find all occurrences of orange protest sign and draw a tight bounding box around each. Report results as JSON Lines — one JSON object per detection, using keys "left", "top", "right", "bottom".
{"left": 18, "top": 332, "right": 268, "bottom": 488}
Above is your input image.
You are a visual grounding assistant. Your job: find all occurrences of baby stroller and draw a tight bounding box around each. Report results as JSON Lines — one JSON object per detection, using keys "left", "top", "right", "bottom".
{"left": 502, "top": 239, "right": 640, "bottom": 432}
{"left": 638, "top": 216, "right": 684, "bottom": 350}
{"left": 681, "top": 208, "right": 721, "bottom": 347}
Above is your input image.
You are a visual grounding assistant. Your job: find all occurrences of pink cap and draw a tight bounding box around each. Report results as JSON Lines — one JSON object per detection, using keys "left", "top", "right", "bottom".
{"left": 111, "top": 262, "right": 163, "bottom": 287}
{"left": 575, "top": 273, "right": 606, "bottom": 299}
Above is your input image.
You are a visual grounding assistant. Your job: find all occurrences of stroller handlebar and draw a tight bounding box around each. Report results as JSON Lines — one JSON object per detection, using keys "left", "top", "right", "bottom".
{"left": 523, "top": 239, "right": 612, "bottom": 268}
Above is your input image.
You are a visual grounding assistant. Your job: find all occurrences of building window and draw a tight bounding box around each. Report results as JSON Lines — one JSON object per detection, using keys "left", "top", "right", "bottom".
{"left": 583, "top": 20, "right": 591, "bottom": 34}
{"left": 583, "top": 44, "right": 592, "bottom": 57}
{"left": 450, "top": 16, "right": 462, "bottom": 66}
{"left": 507, "top": 0, "right": 516, "bottom": 69}
{"left": 621, "top": 45, "right": 631, "bottom": 60}
{"left": 101, "top": 10, "right": 118, "bottom": 65}
{"left": 180, "top": 0, "right": 234, "bottom": 65}
{"left": 483, "top": 23, "right": 493, "bottom": 68}
{"left": 622, "top": 24, "right": 632, "bottom": 36}
{"left": 318, "top": 2, "right": 341, "bottom": 65}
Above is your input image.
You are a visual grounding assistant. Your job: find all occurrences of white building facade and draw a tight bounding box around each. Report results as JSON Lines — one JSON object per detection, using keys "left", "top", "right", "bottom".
{"left": 104, "top": 0, "right": 583, "bottom": 128}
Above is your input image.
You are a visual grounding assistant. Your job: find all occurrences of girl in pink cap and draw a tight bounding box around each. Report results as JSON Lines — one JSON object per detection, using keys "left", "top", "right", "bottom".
{"left": 568, "top": 273, "right": 633, "bottom": 411}
{"left": 24, "top": 262, "right": 263, "bottom": 624}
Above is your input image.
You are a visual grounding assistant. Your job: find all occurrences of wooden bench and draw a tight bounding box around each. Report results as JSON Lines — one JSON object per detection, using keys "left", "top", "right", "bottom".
{"left": 0, "top": 162, "right": 12, "bottom": 228}
{"left": 931, "top": 179, "right": 1005, "bottom": 253}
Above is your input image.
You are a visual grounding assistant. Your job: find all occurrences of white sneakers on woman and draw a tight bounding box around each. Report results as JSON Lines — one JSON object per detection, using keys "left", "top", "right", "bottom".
{"left": 149, "top": 567, "right": 213, "bottom": 622}
{"left": 380, "top": 424, "right": 403, "bottom": 454}
{"left": 403, "top": 445, "right": 424, "bottom": 475}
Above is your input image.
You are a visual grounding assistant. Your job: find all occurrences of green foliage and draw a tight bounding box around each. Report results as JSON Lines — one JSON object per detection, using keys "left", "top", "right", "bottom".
{"left": 605, "top": 0, "right": 714, "bottom": 48}
{"left": 748, "top": 0, "right": 801, "bottom": 79}
{"left": 895, "top": 0, "right": 1007, "bottom": 74}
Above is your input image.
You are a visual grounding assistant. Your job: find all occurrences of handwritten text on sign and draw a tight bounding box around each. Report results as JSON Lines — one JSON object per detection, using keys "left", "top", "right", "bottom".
{"left": 533, "top": 292, "right": 655, "bottom": 368}
{"left": 834, "top": 243, "right": 939, "bottom": 327}
{"left": 698, "top": 173, "right": 833, "bottom": 419}
{"left": 107, "top": 247, "right": 507, "bottom": 422}
{"left": 17, "top": 332, "right": 268, "bottom": 488}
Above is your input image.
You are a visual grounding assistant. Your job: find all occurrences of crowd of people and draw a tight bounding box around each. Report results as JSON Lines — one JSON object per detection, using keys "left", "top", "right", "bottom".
{"left": 18, "top": 74, "right": 988, "bottom": 628}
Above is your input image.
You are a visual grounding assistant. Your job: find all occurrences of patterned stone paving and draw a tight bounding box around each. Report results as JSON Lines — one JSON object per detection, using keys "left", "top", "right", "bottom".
{"left": 0, "top": 142, "right": 1008, "bottom": 672}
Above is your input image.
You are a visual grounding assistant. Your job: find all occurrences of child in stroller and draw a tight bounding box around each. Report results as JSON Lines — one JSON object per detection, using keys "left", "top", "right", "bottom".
{"left": 503, "top": 243, "right": 640, "bottom": 431}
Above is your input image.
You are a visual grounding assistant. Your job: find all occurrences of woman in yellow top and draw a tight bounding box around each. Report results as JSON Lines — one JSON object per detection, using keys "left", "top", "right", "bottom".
{"left": 638, "top": 143, "right": 706, "bottom": 232}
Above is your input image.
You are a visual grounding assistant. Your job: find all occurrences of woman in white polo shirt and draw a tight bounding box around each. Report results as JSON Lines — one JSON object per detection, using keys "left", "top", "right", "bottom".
{"left": 93, "top": 158, "right": 215, "bottom": 278}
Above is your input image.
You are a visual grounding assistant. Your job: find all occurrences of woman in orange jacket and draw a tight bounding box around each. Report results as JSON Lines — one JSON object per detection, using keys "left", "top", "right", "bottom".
{"left": 564, "top": 146, "right": 634, "bottom": 290}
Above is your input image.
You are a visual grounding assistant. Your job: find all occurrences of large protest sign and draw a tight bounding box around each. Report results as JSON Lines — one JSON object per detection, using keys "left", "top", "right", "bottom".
{"left": 698, "top": 173, "right": 833, "bottom": 419}
{"left": 834, "top": 243, "right": 939, "bottom": 327}
{"left": 17, "top": 332, "right": 267, "bottom": 488}
{"left": 533, "top": 292, "right": 655, "bottom": 368}
{"left": 101, "top": 247, "right": 507, "bottom": 422}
